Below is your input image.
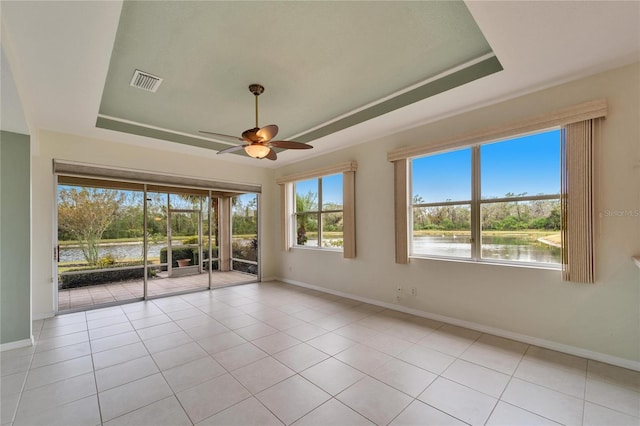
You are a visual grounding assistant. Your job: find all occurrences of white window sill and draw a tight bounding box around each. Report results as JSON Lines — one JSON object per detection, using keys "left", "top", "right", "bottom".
{"left": 292, "top": 245, "right": 343, "bottom": 253}
{"left": 409, "top": 254, "right": 562, "bottom": 271}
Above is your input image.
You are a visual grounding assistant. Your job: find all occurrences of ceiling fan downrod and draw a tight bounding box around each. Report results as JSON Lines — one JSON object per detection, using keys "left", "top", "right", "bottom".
{"left": 249, "top": 84, "right": 264, "bottom": 128}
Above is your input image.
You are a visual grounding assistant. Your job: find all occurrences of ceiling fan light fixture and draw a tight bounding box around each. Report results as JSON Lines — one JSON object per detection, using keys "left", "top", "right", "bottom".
{"left": 245, "top": 144, "right": 271, "bottom": 159}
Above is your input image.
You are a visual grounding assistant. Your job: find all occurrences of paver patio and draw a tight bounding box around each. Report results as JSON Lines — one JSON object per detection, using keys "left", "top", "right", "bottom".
{"left": 58, "top": 271, "right": 256, "bottom": 311}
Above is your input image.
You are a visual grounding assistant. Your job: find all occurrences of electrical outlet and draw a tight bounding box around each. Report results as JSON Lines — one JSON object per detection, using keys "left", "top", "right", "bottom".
{"left": 411, "top": 287, "right": 417, "bottom": 297}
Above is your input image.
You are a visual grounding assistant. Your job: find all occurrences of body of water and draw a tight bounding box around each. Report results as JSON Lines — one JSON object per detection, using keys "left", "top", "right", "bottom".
{"left": 412, "top": 234, "right": 560, "bottom": 264}
{"left": 59, "top": 241, "right": 177, "bottom": 263}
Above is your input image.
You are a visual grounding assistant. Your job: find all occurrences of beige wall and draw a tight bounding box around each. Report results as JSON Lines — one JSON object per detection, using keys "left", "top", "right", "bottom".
{"left": 31, "top": 131, "right": 276, "bottom": 318}
{"left": 273, "top": 63, "right": 640, "bottom": 365}
{"left": 29, "top": 63, "right": 639, "bottom": 366}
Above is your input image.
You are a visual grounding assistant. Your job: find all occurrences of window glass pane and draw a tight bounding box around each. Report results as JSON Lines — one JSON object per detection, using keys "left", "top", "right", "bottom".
{"left": 232, "top": 193, "right": 258, "bottom": 274}
{"left": 412, "top": 148, "right": 471, "bottom": 204}
{"left": 411, "top": 204, "right": 471, "bottom": 258}
{"left": 322, "top": 174, "right": 343, "bottom": 210}
{"left": 481, "top": 129, "right": 560, "bottom": 199}
{"left": 321, "top": 212, "right": 343, "bottom": 248}
{"left": 296, "top": 213, "right": 318, "bottom": 246}
{"left": 481, "top": 200, "right": 561, "bottom": 264}
{"left": 295, "top": 179, "right": 318, "bottom": 212}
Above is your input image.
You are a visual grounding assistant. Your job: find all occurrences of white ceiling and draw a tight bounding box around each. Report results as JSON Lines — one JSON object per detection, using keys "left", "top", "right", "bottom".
{"left": 1, "top": 1, "right": 639, "bottom": 168}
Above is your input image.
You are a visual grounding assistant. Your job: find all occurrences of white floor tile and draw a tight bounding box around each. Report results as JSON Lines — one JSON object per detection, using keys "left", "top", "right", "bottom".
{"left": 306, "top": 332, "right": 356, "bottom": 355}
{"left": 197, "top": 331, "right": 247, "bottom": 355}
{"left": 142, "top": 330, "right": 194, "bottom": 354}
{"left": 16, "top": 372, "right": 96, "bottom": 416}
{"left": 98, "top": 373, "right": 173, "bottom": 421}
{"left": 284, "top": 323, "right": 328, "bottom": 341}
{"left": 252, "top": 331, "right": 302, "bottom": 354}
{"left": 104, "top": 396, "right": 191, "bottom": 426}
{"left": 92, "top": 342, "right": 149, "bottom": 370}
{"left": 337, "top": 376, "right": 412, "bottom": 425}
{"left": 213, "top": 342, "right": 268, "bottom": 370}
{"left": 1, "top": 371, "right": 27, "bottom": 397}
{"left": 273, "top": 343, "right": 328, "bottom": 372}
{"left": 13, "top": 283, "right": 640, "bottom": 426}
{"left": 151, "top": 341, "right": 209, "bottom": 371}
{"left": 177, "top": 373, "right": 252, "bottom": 424}
{"left": 502, "top": 377, "right": 584, "bottom": 425}
{"left": 460, "top": 334, "right": 528, "bottom": 375}
{"left": 389, "top": 400, "right": 467, "bottom": 426}
{"left": 443, "top": 358, "right": 510, "bottom": 398}
{"left": 334, "top": 343, "right": 392, "bottom": 375}
{"left": 231, "top": 356, "right": 294, "bottom": 393}
{"left": 515, "top": 346, "right": 587, "bottom": 398}
{"left": 235, "top": 322, "right": 279, "bottom": 341}
{"left": 418, "top": 323, "right": 481, "bottom": 356}
{"left": 90, "top": 331, "right": 140, "bottom": 354}
{"left": 486, "top": 401, "right": 561, "bottom": 425}
{"left": 88, "top": 322, "right": 134, "bottom": 341}
{"left": 586, "top": 378, "right": 640, "bottom": 417}
{"left": 196, "top": 397, "right": 284, "bottom": 426}
{"left": 371, "top": 358, "right": 437, "bottom": 397}
{"left": 300, "top": 357, "right": 365, "bottom": 395}
{"left": 293, "top": 398, "right": 374, "bottom": 426}
{"left": 1, "top": 392, "right": 20, "bottom": 425}
{"left": 587, "top": 360, "right": 640, "bottom": 392}
{"left": 396, "top": 343, "right": 455, "bottom": 374}
{"left": 163, "top": 356, "right": 227, "bottom": 393}
{"left": 583, "top": 401, "right": 640, "bottom": 426}
{"left": 24, "top": 355, "right": 93, "bottom": 390}
{"left": 13, "top": 394, "right": 101, "bottom": 426}
{"left": 256, "top": 375, "right": 330, "bottom": 425}
{"left": 418, "top": 377, "right": 498, "bottom": 425}
{"left": 95, "top": 355, "right": 159, "bottom": 392}
{"left": 35, "top": 331, "right": 89, "bottom": 352}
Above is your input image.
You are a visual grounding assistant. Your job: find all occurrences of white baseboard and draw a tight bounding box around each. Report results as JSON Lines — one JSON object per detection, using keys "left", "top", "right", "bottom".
{"left": 275, "top": 277, "right": 640, "bottom": 372}
{"left": 0, "top": 336, "right": 34, "bottom": 352}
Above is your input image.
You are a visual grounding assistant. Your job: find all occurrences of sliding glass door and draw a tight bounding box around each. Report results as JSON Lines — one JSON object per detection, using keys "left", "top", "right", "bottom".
{"left": 56, "top": 176, "right": 260, "bottom": 312}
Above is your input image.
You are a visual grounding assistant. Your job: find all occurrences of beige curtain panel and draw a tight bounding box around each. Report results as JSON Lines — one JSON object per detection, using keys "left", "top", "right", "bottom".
{"left": 561, "top": 119, "right": 599, "bottom": 283}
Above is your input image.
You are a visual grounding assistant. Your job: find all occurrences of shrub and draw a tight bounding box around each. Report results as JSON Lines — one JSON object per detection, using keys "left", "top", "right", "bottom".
{"left": 160, "top": 245, "right": 219, "bottom": 269}
{"left": 59, "top": 260, "right": 150, "bottom": 289}
{"left": 182, "top": 236, "right": 199, "bottom": 245}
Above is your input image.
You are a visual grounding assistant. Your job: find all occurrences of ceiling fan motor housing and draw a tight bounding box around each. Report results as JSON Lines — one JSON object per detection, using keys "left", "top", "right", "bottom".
{"left": 249, "top": 84, "right": 264, "bottom": 96}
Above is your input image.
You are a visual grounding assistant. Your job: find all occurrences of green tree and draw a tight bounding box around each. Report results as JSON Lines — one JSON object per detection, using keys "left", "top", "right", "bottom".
{"left": 296, "top": 191, "right": 318, "bottom": 244}
{"left": 58, "top": 187, "right": 126, "bottom": 265}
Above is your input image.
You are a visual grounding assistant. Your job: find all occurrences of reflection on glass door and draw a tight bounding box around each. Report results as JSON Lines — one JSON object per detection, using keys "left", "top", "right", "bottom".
{"left": 57, "top": 183, "right": 146, "bottom": 311}
{"left": 56, "top": 176, "right": 261, "bottom": 312}
{"left": 145, "top": 192, "right": 210, "bottom": 297}
{"left": 231, "top": 193, "right": 259, "bottom": 280}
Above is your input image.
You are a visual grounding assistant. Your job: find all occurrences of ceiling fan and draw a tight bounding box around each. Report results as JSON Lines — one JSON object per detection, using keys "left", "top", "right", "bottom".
{"left": 200, "top": 84, "right": 313, "bottom": 160}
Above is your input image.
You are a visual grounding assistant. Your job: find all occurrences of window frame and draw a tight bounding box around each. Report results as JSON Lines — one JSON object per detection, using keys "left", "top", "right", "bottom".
{"left": 293, "top": 175, "right": 344, "bottom": 250}
{"left": 409, "top": 131, "right": 562, "bottom": 268}
{"left": 277, "top": 161, "right": 357, "bottom": 258}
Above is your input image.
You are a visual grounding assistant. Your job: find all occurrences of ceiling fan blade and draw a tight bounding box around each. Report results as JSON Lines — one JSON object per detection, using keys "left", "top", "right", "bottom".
{"left": 256, "top": 124, "right": 278, "bottom": 143}
{"left": 265, "top": 148, "right": 277, "bottom": 161}
{"left": 199, "top": 131, "right": 244, "bottom": 142}
{"left": 269, "top": 140, "right": 313, "bottom": 150}
{"left": 216, "top": 144, "right": 248, "bottom": 155}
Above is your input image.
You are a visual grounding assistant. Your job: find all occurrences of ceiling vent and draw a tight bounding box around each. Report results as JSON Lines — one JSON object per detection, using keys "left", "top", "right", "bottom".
{"left": 130, "top": 69, "right": 163, "bottom": 92}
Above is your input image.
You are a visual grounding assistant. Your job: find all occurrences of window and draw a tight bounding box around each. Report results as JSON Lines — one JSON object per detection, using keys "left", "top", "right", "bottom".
{"left": 277, "top": 161, "right": 357, "bottom": 258}
{"left": 295, "top": 174, "right": 344, "bottom": 249}
{"left": 410, "top": 129, "right": 561, "bottom": 265}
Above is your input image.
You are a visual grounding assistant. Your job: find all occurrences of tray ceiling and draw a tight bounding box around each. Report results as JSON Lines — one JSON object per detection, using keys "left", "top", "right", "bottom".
{"left": 97, "top": 1, "right": 501, "bottom": 154}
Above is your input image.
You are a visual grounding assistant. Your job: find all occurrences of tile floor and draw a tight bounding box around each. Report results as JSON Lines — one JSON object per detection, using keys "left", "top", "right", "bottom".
{"left": 2, "top": 281, "right": 639, "bottom": 426}
{"left": 57, "top": 271, "right": 255, "bottom": 311}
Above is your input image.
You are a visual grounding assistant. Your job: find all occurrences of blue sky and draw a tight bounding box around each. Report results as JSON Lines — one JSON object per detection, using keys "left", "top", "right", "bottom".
{"left": 296, "top": 174, "right": 343, "bottom": 208}
{"left": 412, "top": 129, "right": 561, "bottom": 203}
